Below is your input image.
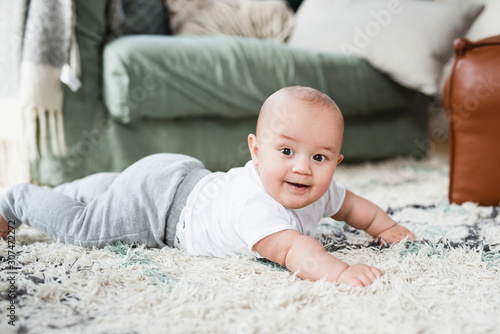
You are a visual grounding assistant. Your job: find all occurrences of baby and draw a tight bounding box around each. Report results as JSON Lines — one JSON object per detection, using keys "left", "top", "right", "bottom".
{"left": 0, "top": 86, "right": 415, "bottom": 287}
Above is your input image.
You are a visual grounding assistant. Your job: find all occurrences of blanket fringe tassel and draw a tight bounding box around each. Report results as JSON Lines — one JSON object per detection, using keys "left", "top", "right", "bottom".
{"left": 25, "top": 106, "right": 67, "bottom": 160}
{"left": 0, "top": 105, "right": 67, "bottom": 188}
{"left": 0, "top": 138, "right": 30, "bottom": 188}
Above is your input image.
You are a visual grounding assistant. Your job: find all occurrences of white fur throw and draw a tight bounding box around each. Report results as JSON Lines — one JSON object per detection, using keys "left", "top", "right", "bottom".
{"left": 166, "top": 0, "right": 294, "bottom": 42}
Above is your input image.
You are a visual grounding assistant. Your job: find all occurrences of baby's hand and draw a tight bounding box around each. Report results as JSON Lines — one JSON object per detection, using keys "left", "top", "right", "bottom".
{"left": 378, "top": 224, "right": 415, "bottom": 245}
{"left": 337, "top": 264, "right": 382, "bottom": 287}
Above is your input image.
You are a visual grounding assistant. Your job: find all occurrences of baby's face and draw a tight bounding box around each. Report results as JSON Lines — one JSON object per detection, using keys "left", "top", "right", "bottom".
{"left": 249, "top": 98, "right": 344, "bottom": 209}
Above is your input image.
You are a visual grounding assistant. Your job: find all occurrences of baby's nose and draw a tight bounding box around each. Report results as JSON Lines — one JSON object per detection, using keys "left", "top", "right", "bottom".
{"left": 292, "top": 158, "right": 312, "bottom": 175}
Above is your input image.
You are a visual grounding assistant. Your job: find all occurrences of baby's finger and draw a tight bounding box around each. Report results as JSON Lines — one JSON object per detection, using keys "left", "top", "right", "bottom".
{"left": 357, "top": 268, "right": 379, "bottom": 286}
{"left": 359, "top": 274, "right": 376, "bottom": 287}
{"left": 370, "top": 266, "right": 383, "bottom": 278}
{"left": 348, "top": 278, "right": 364, "bottom": 288}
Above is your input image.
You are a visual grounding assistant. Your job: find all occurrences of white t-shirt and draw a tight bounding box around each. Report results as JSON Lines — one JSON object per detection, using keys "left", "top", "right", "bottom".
{"left": 176, "top": 161, "right": 346, "bottom": 258}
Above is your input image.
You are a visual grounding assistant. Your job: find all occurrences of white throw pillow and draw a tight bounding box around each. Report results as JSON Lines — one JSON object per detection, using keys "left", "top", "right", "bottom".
{"left": 166, "top": 0, "right": 294, "bottom": 42}
{"left": 437, "top": 0, "right": 500, "bottom": 40}
{"left": 287, "top": 0, "right": 484, "bottom": 96}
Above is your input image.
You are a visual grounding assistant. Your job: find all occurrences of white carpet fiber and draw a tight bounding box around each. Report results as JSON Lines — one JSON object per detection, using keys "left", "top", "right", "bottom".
{"left": 1, "top": 152, "right": 499, "bottom": 333}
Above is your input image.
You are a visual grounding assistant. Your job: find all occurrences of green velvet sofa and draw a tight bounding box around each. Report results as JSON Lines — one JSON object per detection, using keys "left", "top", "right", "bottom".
{"left": 32, "top": 0, "right": 430, "bottom": 186}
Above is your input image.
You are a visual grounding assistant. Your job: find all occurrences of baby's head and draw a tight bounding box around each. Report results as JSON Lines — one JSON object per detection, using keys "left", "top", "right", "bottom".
{"left": 248, "top": 86, "right": 344, "bottom": 209}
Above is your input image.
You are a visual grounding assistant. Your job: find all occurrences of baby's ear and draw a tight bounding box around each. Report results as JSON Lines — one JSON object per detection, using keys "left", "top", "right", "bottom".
{"left": 337, "top": 154, "right": 344, "bottom": 165}
{"left": 248, "top": 134, "right": 259, "bottom": 166}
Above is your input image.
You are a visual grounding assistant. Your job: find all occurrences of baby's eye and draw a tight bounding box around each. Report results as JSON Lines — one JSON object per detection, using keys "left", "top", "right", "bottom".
{"left": 313, "top": 154, "right": 326, "bottom": 162}
{"left": 280, "top": 148, "right": 293, "bottom": 156}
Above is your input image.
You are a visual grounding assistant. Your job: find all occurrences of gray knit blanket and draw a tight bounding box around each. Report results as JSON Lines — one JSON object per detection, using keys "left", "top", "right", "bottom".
{"left": 0, "top": 0, "right": 79, "bottom": 159}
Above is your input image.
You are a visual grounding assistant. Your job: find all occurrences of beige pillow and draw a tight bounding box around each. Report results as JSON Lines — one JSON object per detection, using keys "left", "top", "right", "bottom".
{"left": 166, "top": 0, "right": 294, "bottom": 42}
{"left": 287, "top": 0, "right": 484, "bottom": 96}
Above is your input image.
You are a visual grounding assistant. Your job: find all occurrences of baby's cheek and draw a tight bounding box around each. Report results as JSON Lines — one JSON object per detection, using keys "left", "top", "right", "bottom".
{"left": 315, "top": 180, "right": 332, "bottom": 198}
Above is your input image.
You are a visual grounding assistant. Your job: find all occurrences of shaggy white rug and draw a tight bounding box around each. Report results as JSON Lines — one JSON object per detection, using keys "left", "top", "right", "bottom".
{"left": 1, "top": 152, "right": 499, "bottom": 334}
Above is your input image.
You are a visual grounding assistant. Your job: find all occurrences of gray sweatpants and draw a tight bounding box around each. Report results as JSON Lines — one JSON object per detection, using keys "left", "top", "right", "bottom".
{"left": 0, "top": 154, "right": 210, "bottom": 248}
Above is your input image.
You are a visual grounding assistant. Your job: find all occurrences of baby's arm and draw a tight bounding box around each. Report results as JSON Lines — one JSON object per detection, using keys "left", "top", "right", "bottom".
{"left": 333, "top": 190, "right": 415, "bottom": 244}
{"left": 254, "top": 229, "right": 381, "bottom": 287}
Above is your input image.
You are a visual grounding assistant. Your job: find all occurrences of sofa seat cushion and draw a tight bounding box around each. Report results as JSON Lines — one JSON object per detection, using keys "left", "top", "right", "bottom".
{"left": 103, "top": 35, "right": 421, "bottom": 123}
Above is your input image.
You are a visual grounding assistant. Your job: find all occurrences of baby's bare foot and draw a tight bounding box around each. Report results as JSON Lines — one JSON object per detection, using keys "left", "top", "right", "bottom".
{"left": 0, "top": 214, "right": 9, "bottom": 239}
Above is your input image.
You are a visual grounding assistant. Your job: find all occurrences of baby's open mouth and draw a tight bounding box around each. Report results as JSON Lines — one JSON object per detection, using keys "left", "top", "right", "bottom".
{"left": 286, "top": 182, "right": 309, "bottom": 189}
